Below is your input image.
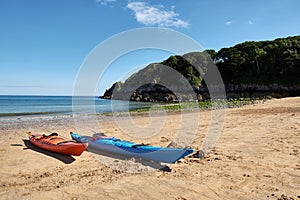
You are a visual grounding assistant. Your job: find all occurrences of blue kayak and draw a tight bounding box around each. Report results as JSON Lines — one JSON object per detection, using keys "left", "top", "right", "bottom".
{"left": 70, "top": 132, "right": 193, "bottom": 163}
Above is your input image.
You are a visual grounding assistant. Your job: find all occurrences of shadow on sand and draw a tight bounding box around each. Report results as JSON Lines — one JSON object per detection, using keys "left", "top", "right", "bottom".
{"left": 87, "top": 146, "right": 171, "bottom": 172}
{"left": 22, "top": 139, "right": 76, "bottom": 164}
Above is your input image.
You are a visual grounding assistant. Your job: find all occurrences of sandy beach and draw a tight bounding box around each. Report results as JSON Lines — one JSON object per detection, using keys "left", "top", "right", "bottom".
{"left": 0, "top": 97, "right": 299, "bottom": 199}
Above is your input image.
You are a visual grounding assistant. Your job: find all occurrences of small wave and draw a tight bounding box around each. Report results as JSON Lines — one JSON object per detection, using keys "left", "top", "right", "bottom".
{"left": 0, "top": 111, "right": 69, "bottom": 117}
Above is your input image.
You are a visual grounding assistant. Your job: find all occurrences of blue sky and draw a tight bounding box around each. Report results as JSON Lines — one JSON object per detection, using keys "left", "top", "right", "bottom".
{"left": 0, "top": 0, "right": 299, "bottom": 95}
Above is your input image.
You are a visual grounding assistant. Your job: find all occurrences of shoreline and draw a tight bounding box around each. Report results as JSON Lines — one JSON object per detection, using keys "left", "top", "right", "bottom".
{"left": 0, "top": 97, "right": 263, "bottom": 119}
{"left": 0, "top": 97, "right": 299, "bottom": 199}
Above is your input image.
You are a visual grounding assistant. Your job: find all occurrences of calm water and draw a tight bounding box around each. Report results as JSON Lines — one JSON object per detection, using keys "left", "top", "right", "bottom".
{"left": 0, "top": 96, "right": 153, "bottom": 116}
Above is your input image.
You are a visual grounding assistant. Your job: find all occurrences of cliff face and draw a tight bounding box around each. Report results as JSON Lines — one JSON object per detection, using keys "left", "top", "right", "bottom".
{"left": 100, "top": 36, "right": 300, "bottom": 102}
{"left": 101, "top": 82, "right": 300, "bottom": 102}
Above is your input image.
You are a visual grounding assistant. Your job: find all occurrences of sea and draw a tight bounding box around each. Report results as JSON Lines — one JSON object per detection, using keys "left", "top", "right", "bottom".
{"left": 0, "top": 95, "right": 153, "bottom": 117}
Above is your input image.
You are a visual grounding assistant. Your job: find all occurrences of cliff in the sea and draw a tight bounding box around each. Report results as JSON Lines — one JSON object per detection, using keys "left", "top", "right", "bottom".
{"left": 100, "top": 35, "right": 300, "bottom": 102}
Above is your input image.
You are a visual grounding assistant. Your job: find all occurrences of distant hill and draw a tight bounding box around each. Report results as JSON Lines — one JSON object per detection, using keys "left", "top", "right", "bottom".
{"left": 100, "top": 35, "right": 300, "bottom": 102}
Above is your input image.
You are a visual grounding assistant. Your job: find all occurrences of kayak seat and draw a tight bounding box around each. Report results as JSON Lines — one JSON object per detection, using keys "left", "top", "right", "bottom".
{"left": 42, "top": 133, "right": 59, "bottom": 138}
{"left": 131, "top": 143, "right": 149, "bottom": 148}
{"left": 57, "top": 140, "right": 77, "bottom": 145}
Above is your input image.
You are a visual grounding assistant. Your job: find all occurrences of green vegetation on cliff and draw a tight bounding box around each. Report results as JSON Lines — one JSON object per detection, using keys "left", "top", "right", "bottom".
{"left": 101, "top": 35, "right": 300, "bottom": 101}
{"left": 215, "top": 35, "right": 300, "bottom": 85}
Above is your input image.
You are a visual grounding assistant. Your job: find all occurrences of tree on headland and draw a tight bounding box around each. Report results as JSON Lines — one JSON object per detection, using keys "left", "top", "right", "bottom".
{"left": 216, "top": 36, "right": 300, "bottom": 85}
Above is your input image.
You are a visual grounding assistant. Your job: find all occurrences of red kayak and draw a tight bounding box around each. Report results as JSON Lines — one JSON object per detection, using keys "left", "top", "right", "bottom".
{"left": 28, "top": 132, "right": 87, "bottom": 156}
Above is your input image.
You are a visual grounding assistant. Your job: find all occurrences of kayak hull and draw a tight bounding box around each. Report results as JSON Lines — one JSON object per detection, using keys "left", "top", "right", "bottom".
{"left": 29, "top": 133, "right": 86, "bottom": 156}
{"left": 71, "top": 132, "right": 193, "bottom": 163}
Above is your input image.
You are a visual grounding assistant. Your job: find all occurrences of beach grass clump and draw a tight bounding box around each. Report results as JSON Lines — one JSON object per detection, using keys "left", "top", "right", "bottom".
{"left": 130, "top": 98, "right": 260, "bottom": 113}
